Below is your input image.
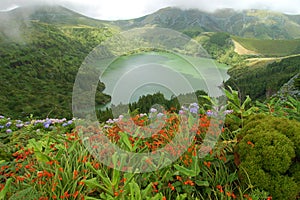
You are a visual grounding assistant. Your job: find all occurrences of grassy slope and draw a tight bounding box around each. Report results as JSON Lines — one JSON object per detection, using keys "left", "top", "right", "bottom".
{"left": 232, "top": 36, "right": 300, "bottom": 57}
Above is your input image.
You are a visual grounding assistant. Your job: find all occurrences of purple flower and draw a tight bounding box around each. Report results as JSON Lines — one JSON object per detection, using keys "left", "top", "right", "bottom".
{"left": 0, "top": 125, "right": 4, "bottom": 129}
{"left": 6, "top": 122, "right": 12, "bottom": 127}
{"left": 157, "top": 113, "right": 164, "bottom": 118}
{"left": 206, "top": 110, "right": 214, "bottom": 117}
{"left": 0, "top": 115, "right": 4, "bottom": 119}
{"left": 67, "top": 120, "right": 73, "bottom": 125}
{"left": 106, "top": 119, "right": 114, "bottom": 124}
{"left": 6, "top": 129, "right": 12, "bottom": 133}
{"left": 16, "top": 124, "right": 24, "bottom": 128}
{"left": 190, "top": 103, "right": 199, "bottom": 108}
{"left": 179, "top": 110, "right": 185, "bottom": 115}
{"left": 150, "top": 108, "right": 157, "bottom": 113}
{"left": 189, "top": 107, "right": 198, "bottom": 114}
{"left": 44, "top": 123, "right": 50, "bottom": 128}
{"left": 62, "top": 123, "right": 68, "bottom": 127}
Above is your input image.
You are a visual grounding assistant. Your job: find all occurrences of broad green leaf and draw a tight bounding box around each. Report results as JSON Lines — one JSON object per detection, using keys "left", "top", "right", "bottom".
{"left": 176, "top": 193, "right": 188, "bottom": 200}
{"left": 86, "top": 162, "right": 112, "bottom": 192}
{"left": 83, "top": 178, "right": 113, "bottom": 196}
{"left": 195, "top": 180, "right": 209, "bottom": 187}
{"left": 0, "top": 178, "right": 12, "bottom": 200}
{"left": 174, "top": 164, "right": 198, "bottom": 177}
{"left": 120, "top": 132, "right": 133, "bottom": 151}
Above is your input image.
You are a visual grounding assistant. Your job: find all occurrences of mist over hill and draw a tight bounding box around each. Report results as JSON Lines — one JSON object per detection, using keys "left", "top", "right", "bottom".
{"left": 110, "top": 7, "right": 300, "bottom": 40}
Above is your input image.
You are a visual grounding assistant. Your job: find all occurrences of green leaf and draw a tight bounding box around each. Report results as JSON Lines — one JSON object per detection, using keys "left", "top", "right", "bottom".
{"left": 141, "top": 182, "right": 153, "bottom": 198}
{"left": 34, "top": 151, "right": 51, "bottom": 162}
{"left": 120, "top": 132, "right": 133, "bottom": 151}
{"left": 176, "top": 193, "right": 188, "bottom": 200}
{"left": 86, "top": 162, "right": 112, "bottom": 193}
{"left": 0, "top": 178, "right": 12, "bottom": 200}
{"left": 241, "top": 95, "right": 252, "bottom": 110}
{"left": 174, "top": 164, "right": 199, "bottom": 177}
{"left": 85, "top": 197, "right": 102, "bottom": 200}
{"left": 195, "top": 180, "right": 209, "bottom": 187}
{"left": 83, "top": 178, "right": 113, "bottom": 196}
{"left": 111, "top": 154, "right": 120, "bottom": 188}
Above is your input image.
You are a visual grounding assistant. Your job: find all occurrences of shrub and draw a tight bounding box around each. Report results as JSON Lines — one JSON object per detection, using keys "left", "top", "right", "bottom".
{"left": 235, "top": 114, "right": 300, "bottom": 199}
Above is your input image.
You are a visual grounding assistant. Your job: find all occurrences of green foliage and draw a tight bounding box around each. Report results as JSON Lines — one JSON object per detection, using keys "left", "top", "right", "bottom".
{"left": 97, "top": 90, "right": 210, "bottom": 122}
{"left": 209, "top": 32, "right": 230, "bottom": 47}
{"left": 224, "top": 86, "right": 257, "bottom": 131}
{"left": 235, "top": 114, "right": 300, "bottom": 199}
{"left": 294, "top": 75, "right": 300, "bottom": 90}
{"left": 227, "top": 55, "right": 300, "bottom": 100}
{"left": 0, "top": 15, "right": 114, "bottom": 119}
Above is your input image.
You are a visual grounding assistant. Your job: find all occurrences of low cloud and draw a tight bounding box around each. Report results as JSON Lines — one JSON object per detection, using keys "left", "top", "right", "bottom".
{"left": 0, "top": 0, "right": 300, "bottom": 20}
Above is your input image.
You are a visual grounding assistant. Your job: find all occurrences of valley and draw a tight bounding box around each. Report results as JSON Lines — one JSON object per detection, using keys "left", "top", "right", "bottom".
{"left": 1, "top": 5, "right": 300, "bottom": 199}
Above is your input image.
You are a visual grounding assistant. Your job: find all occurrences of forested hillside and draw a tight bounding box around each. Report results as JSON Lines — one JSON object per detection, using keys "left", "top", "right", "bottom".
{"left": 0, "top": 6, "right": 116, "bottom": 119}
{"left": 226, "top": 56, "right": 300, "bottom": 100}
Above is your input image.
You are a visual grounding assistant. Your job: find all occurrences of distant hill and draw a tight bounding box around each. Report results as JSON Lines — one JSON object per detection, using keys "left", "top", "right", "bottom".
{"left": 110, "top": 7, "right": 300, "bottom": 40}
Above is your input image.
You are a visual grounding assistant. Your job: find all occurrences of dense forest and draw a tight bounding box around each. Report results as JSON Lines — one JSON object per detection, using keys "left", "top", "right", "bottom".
{"left": 0, "top": 20, "right": 114, "bottom": 119}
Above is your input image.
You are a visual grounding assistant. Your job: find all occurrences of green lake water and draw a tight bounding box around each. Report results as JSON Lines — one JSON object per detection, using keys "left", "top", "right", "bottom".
{"left": 99, "top": 52, "right": 230, "bottom": 107}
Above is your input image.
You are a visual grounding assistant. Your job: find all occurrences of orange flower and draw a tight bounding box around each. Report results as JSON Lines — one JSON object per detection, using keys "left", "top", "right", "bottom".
{"left": 247, "top": 141, "right": 255, "bottom": 147}
{"left": 184, "top": 179, "right": 194, "bottom": 186}
{"left": 73, "top": 191, "right": 79, "bottom": 198}
{"left": 162, "top": 197, "right": 166, "bottom": 200}
{"left": 216, "top": 185, "right": 224, "bottom": 193}
{"left": 231, "top": 192, "right": 237, "bottom": 199}
{"left": 176, "top": 175, "right": 182, "bottom": 181}
{"left": 204, "top": 161, "right": 211, "bottom": 168}
{"left": 73, "top": 170, "right": 79, "bottom": 179}
{"left": 16, "top": 176, "right": 25, "bottom": 182}
{"left": 82, "top": 156, "right": 88, "bottom": 163}
{"left": 168, "top": 182, "right": 175, "bottom": 191}
{"left": 93, "top": 162, "right": 100, "bottom": 169}
{"left": 78, "top": 181, "right": 85, "bottom": 186}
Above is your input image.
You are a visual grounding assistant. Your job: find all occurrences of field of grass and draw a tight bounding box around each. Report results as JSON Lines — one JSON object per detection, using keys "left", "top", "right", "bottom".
{"left": 232, "top": 36, "right": 300, "bottom": 57}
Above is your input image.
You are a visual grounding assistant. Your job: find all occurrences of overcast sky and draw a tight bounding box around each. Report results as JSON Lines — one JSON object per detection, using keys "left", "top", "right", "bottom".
{"left": 1, "top": 0, "right": 300, "bottom": 20}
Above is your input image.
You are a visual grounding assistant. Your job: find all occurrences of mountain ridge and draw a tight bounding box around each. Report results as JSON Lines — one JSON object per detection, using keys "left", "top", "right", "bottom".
{"left": 109, "top": 7, "right": 300, "bottom": 39}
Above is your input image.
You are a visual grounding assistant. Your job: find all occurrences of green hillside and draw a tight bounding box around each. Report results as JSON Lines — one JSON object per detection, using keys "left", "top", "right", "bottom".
{"left": 0, "top": 6, "right": 117, "bottom": 119}
{"left": 226, "top": 55, "right": 300, "bottom": 100}
{"left": 232, "top": 36, "right": 300, "bottom": 56}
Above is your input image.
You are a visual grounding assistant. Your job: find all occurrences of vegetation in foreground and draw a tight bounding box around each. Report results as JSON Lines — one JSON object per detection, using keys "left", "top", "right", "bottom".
{"left": 0, "top": 88, "right": 300, "bottom": 200}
